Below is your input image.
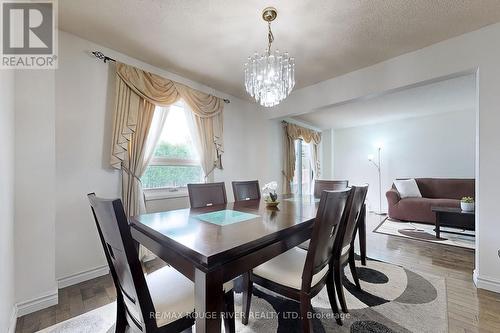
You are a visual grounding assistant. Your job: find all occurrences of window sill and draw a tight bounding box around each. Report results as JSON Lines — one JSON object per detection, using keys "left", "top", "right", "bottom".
{"left": 144, "top": 188, "right": 189, "bottom": 201}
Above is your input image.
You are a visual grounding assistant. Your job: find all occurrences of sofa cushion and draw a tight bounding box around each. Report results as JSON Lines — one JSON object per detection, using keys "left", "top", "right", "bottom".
{"left": 394, "top": 197, "right": 460, "bottom": 223}
{"left": 394, "top": 179, "right": 422, "bottom": 198}
{"left": 415, "top": 178, "right": 474, "bottom": 199}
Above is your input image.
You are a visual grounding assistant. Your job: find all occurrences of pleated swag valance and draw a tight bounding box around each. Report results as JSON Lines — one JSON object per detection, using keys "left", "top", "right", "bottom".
{"left": 110, "top": 62, "right": 225, "bottom": 219}
{"left": 282, "top": 122, "right": 321, "bottom": 193}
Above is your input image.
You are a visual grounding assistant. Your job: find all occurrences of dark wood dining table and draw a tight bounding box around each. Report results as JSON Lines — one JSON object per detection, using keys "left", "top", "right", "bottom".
{"left": 130, "top": 195, "right": 366, "bottom": 333}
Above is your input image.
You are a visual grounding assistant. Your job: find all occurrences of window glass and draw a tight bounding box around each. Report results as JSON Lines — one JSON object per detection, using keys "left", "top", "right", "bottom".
{"left": 141, "top": 103, "right": 203, "bottom": 189}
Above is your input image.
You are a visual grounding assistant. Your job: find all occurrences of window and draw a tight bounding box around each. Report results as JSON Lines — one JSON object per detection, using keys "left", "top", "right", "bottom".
{"left": 291, "top": 139, "right": 314, "bottom": 195}
{"left": 141, "top": 103, "right": 203, "bottom": 189}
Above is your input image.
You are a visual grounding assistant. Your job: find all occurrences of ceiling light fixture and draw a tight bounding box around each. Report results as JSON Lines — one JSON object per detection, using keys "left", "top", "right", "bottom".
{"left": 244, "top": 7, "right": 295, "bottom": 107}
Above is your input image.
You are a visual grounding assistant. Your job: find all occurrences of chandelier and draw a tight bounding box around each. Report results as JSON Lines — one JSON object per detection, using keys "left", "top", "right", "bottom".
{"left": 244, "top": 7, "right": 295, "bottom": 107}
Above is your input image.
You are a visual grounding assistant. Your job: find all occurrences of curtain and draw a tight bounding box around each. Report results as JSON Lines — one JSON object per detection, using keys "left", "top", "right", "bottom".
{"left": 137, "top": 107, "right": 169, "bottom": 260}
{"left": 191, "top": 111, "right": 222, "bottom": 179}
{"left": 121, "top": 99, "right": 156, "bottom": 218}
{"left": 110, "top": 62, "right": 225, "bottom": 212}
{"left": 282, "top": 122, "right": 322, "bottom": 193}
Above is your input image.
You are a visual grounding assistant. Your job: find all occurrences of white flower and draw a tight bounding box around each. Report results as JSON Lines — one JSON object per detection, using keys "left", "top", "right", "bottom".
{"left": 262, "top": 181, "right": 278, "bottom": 192}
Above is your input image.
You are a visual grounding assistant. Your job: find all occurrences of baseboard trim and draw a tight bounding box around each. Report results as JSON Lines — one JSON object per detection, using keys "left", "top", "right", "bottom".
{"left": 16, "top": 290, "right": 58, "bottom": 317}
{"left": 8, "top": 305, "right": 18, "bottom": 333}
{"left": 58, "top": 265, "right": 109, "bottom": 289}
{"left": 473, "top": 270, "right": 500, "bottom": 293}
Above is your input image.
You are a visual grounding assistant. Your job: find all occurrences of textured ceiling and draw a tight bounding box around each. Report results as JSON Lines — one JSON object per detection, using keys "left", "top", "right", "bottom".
{"left": 59, "top": 0, "right": 500, "bottom": 99}
{"left": 293, "top": 74, "right": 476, "bottom": 130}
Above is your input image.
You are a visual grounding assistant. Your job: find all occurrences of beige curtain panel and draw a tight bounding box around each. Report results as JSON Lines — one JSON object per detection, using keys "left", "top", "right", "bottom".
{"left": 282, "top": 122, "right": 322, "bottom": 193}
{"left": 110, "top": 62, "right": 225, "bottom": 218}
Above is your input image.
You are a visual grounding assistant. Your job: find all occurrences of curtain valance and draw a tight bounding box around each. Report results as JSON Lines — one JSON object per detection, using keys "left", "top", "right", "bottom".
{"left": 284, "top": 122, "right": 321, "bottom": 144}
{"left": 115, "top": 63, "right": 223, "bottom": 117}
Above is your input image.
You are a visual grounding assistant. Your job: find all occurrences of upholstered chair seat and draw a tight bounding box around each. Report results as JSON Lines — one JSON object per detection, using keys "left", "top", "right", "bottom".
{"left": 252, "top": 248, "right": 329, "bottom": 290}
{"left": 146, "top": 267, "right": 233, "bottom": 327}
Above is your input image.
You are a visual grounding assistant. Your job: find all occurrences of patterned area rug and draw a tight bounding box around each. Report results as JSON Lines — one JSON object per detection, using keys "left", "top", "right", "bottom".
{"left": 374, "top": 217, "right": 475, "bottom": 250}
{"left": 37, "top": 258, "right": 447, "bottom": 333}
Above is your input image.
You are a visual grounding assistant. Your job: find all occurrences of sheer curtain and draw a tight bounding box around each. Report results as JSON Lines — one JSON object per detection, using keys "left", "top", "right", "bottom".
{"left": 183, "top": 101, "right": 221, "bottom": 181}
{"left": 137, "top": 106, "right": 168, "bottom": 260}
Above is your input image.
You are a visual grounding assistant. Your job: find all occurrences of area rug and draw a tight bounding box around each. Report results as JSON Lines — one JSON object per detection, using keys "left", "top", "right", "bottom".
{"left": 374, "top": 217, "right": 475, "bottom": 250}
{"left": 37, "top": 258, "right": 447, "bottom": 333}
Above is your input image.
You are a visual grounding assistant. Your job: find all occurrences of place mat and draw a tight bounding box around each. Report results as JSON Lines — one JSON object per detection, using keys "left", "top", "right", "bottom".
{"left": 195, "top": 209, "right": 259, "bottom": 226}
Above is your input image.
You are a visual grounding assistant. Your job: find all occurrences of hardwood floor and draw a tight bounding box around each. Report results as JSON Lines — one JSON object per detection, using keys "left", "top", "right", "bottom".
{"left": 15, "top": 213, "right": 500, "bottom": 332}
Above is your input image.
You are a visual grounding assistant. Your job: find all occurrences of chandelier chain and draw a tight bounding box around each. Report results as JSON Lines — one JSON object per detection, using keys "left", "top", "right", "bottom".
{"left": 267, "top": 21, "right": 274, "bottom": 55}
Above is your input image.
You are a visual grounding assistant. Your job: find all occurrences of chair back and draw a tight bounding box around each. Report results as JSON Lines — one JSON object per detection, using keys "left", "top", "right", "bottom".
{"left": 187, "top": 182, "right": 227, "bottom": 208}
{"left": 232, "top": 180, "right": 261, "bottom": 201}
{"left": 302, "top": 188, "right": 352, "bottom": 290}
{"left": 88, "top": 194, "right": 153, "bottom": 331}
{"left": 334, "top": 185, "right": 369, "bottom": 258}
{"left": 314, "top": 180, "right": 349, "bottom": 198}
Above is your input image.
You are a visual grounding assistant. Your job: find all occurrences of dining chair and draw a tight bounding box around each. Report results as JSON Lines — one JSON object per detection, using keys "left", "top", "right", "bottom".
{"left": 87, "top": 193, "right": 235, "bottom": 333}
{"left": 241, "top": 188, "right": 353, "bottom": 332}
{"left": 232, "top": 180, "right": 261, "bottom": 201}
{"left": 313, "top": 179, "right": 349, "bottom": 198}
{"left": 331, "top": 185, "right": 369, "bottom": 315}
{"left": 299, "top": 180, "right": 351, "bottom": 251}
{"left": 187, "top": 182, "right": 227, "bottom": 208}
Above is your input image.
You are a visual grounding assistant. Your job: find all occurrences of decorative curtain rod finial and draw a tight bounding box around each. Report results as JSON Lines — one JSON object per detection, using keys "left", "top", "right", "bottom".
{"left": 91, "top": 51, "right": 116, "bottom": 63}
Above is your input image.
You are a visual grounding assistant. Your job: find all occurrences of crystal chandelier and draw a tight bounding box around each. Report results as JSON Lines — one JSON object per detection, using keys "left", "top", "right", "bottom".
{"left": 244, "top": 7, "right": 295, "bottom": 107}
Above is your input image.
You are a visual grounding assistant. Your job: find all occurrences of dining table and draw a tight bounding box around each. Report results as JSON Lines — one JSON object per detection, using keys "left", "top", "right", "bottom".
{"left": 130, "top": 195, "right": 366, "bottom": 333}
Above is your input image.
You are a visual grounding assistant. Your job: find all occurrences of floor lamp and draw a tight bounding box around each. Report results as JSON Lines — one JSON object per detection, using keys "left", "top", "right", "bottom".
{"left": 368, "top": 146, "right": 386, "bottom": 215}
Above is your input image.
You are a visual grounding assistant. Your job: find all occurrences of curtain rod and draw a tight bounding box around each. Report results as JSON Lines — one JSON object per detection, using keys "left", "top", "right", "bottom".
{"left": 91, "top": 51, "right": 230, "bottom": 104}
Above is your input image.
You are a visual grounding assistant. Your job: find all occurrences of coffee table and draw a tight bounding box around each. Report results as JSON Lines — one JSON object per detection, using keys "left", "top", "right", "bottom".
{"left": 431, "top": 206, "right": 475, "bottom": 239}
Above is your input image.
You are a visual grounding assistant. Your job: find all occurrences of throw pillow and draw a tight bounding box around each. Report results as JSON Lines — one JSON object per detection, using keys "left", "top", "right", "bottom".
{"left": 394, "top": 179, "right": 422, "bottom": 198}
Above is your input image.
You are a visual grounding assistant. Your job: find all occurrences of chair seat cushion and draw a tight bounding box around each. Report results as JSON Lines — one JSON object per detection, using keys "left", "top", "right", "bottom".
{"left": 252, "top": 248, "right": 329, "bottom": 290}
{"left": 146, "top": 267, "right": 233, "bottom": 327}
{"left": 297, "top": 240, "right": 310, "bottom": 250}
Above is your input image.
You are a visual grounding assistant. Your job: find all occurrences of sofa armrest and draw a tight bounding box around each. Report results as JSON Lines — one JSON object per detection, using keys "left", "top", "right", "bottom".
{"left": 386, "top": 189, "right": 401, "bottom": 206}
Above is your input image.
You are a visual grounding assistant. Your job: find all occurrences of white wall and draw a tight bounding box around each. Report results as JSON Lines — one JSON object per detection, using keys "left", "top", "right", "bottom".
{"left": 15, "top": 70, "right": 57, "bottom": 313}
{"left": 331, "top": 110, "right": 475, "bottom": 212}
{"left": 55, "top": 31, "right": 281, "bottom": 281}
{"left": 320, "top": 129, "right": 334, "bottom": 179}
{"left": 0, "top": 70, "right": 16, "bottom": 332}
{"left": 269, "top": 22, "right": 500, "bottom": 292}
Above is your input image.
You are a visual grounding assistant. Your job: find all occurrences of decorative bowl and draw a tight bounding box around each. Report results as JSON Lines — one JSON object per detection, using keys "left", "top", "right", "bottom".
{"left": 460, "top": 202, "right": 475, "bottom": 212}
{"left": 265, "top": 200, "right": 280, "bottom": 207}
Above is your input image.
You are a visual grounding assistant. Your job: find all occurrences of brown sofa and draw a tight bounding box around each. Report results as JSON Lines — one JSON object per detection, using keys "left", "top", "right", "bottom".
{"left": 386, "top": 178, "right": 475, "bottom": 224}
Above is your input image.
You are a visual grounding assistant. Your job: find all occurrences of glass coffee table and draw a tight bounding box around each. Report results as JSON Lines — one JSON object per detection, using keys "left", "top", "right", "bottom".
{"left": 431, "top": 206, "right": 475, "bottom": 239}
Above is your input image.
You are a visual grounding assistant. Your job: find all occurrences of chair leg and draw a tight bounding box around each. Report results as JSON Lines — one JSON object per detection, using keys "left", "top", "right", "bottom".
{"left": 334, "top": 260, "right": 349, "bottom": 313}
{"left": 349, "top": 247, "right": 362, "bottom": 291}
{"left": 223, "top": 291, "right": 236, "bottom": 333}
{"left": 299, "top": 292, "right": 313, "bottom": 333}
{"left": 115, "top": 295, "right": 127, "bottom": 333}
{"left": 242, "top": 272, "right": 253, "bottom": 325}
{"left": 326, "top": 268, "right": 342, "bottom": 325}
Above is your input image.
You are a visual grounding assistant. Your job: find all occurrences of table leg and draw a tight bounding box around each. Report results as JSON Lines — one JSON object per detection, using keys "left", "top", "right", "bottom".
{"left": 435, "top": 212, "right": 440, "bottom": 239}
{"left": 195, "top": 268, "right": 224, "bottom": 333}
{"left": 359, "top": 203, "right": 367, "bottom": 266}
